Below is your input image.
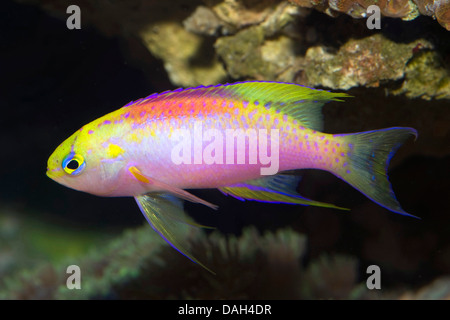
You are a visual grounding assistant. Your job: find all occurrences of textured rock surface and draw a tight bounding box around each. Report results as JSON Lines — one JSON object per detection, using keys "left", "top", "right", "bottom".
{"left": 15, "top": 0, "right": 450, "bottom": 100}
{"left": 392, "top": 50, "right": 450, "bottom": 99}
{"left": 303, "top": 34, "right": 433, "bottom": 89}
{"left": 139, "top": 21, "right": 228, "bottom": 87}
{"left": 288, "top": 0, "right": 450, "bottom": 30}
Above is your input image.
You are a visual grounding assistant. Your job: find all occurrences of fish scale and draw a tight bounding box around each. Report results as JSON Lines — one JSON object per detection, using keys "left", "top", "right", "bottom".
{"left": 117, "top": 89, "right": 346, "bottom": 176}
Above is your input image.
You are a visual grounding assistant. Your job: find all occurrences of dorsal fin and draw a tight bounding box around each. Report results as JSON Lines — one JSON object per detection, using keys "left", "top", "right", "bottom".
{"left": 126, "top": 81, "right": 350, "bottom": 131}
{"left": 229, "top": 81, "right": 350, "bottom": 131}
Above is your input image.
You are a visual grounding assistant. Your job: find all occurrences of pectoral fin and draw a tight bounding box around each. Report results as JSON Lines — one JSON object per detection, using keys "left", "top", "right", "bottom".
{"left": 129, "top": 166, "right": 218, "bottom": 210}
{"left": 158, "top": 194, "right": 215, "bottom": 229}
{"left": 219, "top": 175, "right": 349, "bottom": 210}
{"left": 135, "top": 193, "right": 215, "bottom": 274}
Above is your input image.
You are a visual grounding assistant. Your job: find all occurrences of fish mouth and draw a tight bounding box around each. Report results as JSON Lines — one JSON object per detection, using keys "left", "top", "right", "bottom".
{"left": 46, "top": 168, "right": 61, "bottom": 180}
{"left": 46, "top": 169, "right": 55, "bottom": 179}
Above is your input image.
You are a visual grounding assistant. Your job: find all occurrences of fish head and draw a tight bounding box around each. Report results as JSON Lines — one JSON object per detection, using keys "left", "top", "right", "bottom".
{"left": 46, "top": 126, "right": 127, "bottom": 197}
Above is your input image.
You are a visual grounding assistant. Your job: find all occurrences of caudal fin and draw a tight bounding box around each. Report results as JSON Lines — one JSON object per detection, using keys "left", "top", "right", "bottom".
{"left": 336, "top": 127, "right": 418, "bottom": 217}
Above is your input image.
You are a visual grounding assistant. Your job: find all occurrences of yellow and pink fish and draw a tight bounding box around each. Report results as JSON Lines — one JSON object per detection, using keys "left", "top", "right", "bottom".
{"left": 47, "top": 81, "right": 417, "bottom": 272}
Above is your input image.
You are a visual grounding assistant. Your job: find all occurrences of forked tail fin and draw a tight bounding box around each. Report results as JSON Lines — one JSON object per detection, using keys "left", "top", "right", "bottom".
{"left": 335, "top": 127, "right": 418, "bottom": 217}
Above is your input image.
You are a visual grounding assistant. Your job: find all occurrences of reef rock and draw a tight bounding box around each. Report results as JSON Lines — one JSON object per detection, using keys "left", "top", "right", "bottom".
{"left": 391, "top": 50, "right": 450, "bottom": 100}
{"left": 288, "top": 0, "right": 450, "bottom": 30}
{"left": 139, "top": 21, "right": 228, "bottom": 87}
{"left": 14, "top": 0, "right": 450, "bottom": 98}
{"left": 303, "top": 34, "right": 433, "bottom": 89}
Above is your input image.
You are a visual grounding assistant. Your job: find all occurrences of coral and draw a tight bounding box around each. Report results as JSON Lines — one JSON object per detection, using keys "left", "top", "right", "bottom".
{"left": 139, "top": 21, "right": 228, "bottom": 87}
{"left": 0, "top": 224, "right": 373, "bottom": 300}
{"left": 0, "top": 224, "right": 170, "bottom": 299}
{"left": 0, "top": 225, "right": 304, "bottom": 299}
{"left": 300, "top": 254, "right": 362, "bottom": 299}
{"left": 15, "top": 0, "right": 450, "bottom": 100}
{"left": 288, "top": 0, "right": 450, "bottom": 30}
{"left": 215, "top": 28, "right": 300, "bottom": 81}
{"left": 133, "top": 0, "right": 228, "bottom": 87}
{"left": 183, "top": 6, "right": 233, "bottom": 36}
{"left": 143, "top": 0, "right": 301, "bottom": 86}
{"left": 18, "top": 0, "right": 450, "bottom": 31}
{"left": 391, "top": 50, "right": 450, "bottom": 99}
{"left": 214, "top": 2, "right": 303, "bottom": 81}
{"left": 4, "top": 219, "right": 449, "bottom": 299}
{"left": 303, "top": 34, "right": 433, "bottom": 89}
{"left": 415, "top": 0, "right": 450, "bottom": 30}
{"left": 0, "top": 206, "right": 110, "bottom": 293}
{"left": 398, "top": 277, "right": 450, "bottom": 299}
{"left": 205, "top": 0, "right": 282, "bottom": 29}
{"left": 215, "top": 26, "right": 270, "bottom": 79}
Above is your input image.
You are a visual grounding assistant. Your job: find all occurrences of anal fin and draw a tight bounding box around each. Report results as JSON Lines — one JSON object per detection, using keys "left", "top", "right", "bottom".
{"left": 219, "top": 175, "right": 348, "bottom": 210}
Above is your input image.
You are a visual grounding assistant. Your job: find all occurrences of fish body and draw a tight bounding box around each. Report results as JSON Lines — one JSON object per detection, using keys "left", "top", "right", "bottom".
{"left": 47, "top": 81, "right": 417, "bottom": 273}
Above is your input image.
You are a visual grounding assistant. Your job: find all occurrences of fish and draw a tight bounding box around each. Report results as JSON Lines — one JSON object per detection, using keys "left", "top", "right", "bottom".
{"left": 46, "top": 81, "right": 417, "bottom": 273}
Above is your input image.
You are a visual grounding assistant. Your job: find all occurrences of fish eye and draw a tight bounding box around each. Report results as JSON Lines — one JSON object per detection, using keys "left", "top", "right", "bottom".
{"left": 62, "top": 152, "right": 86, "bottom": 176}
{"left": 67, "top": 159, "right": 79, "bottom": 170}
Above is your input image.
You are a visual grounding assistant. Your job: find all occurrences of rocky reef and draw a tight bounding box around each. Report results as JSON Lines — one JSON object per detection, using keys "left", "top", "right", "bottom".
{"left": 14, "top": 0, "right": 450, "bottom": 99}
{"left": 288, "top": 0, "right": 450, "bottom": 30}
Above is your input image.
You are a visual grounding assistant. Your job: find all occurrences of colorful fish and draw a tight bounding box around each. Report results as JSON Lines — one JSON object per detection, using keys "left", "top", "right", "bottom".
{"left": 46, "top": 81, "right": 417, "bottom": 273}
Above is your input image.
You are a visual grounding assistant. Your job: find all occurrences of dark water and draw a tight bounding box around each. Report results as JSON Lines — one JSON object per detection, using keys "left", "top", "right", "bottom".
{"left": 0, "top": 0, "right": 158, "bottom": 227}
